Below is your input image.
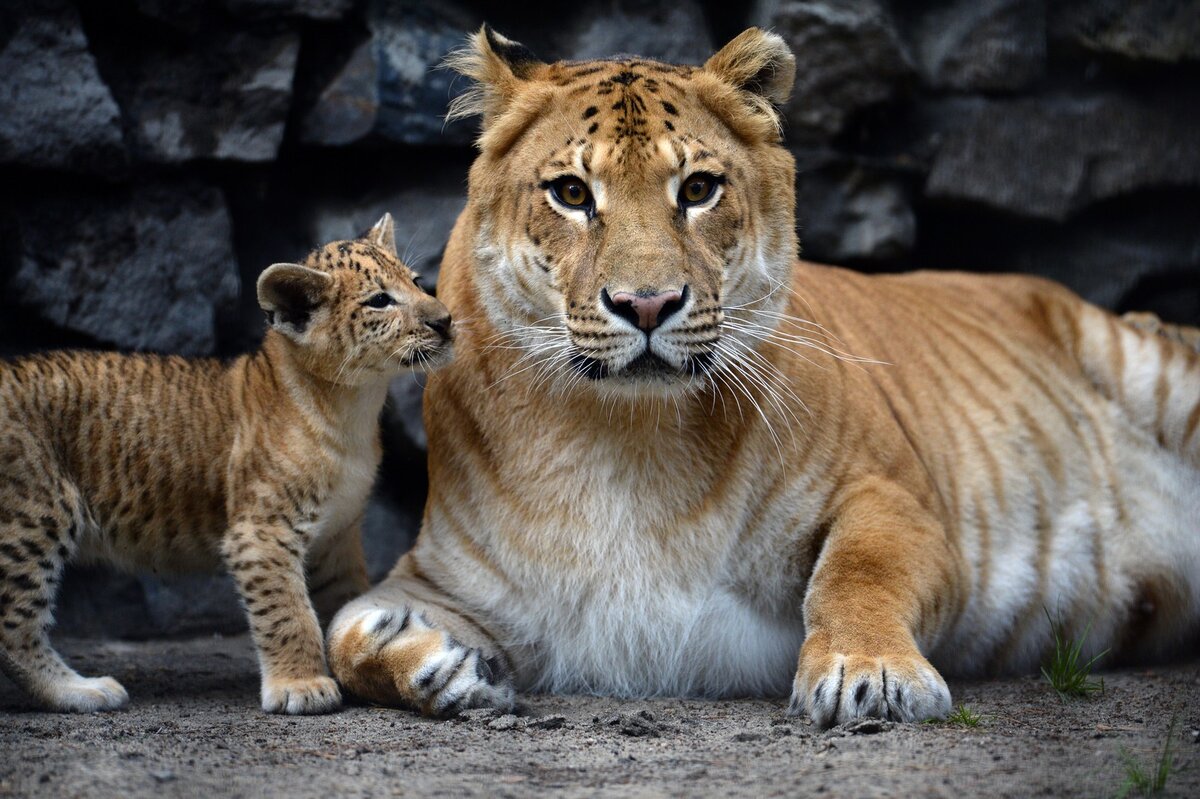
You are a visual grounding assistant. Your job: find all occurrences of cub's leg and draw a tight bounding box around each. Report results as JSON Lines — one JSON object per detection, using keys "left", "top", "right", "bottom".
{"left": 327, "top": 554, "right": 514, "bottom": 716}
{"left": 791, "top": 477, "right": 961, "bottom": 726}
{"left": 0, "top": 448, "right": 126, "bottom": 712}
{"left": 223, "top": 519, "right": 340, "bottom": 715}
{"left": 306, "top": 519, "right": 370, "bottom": 629}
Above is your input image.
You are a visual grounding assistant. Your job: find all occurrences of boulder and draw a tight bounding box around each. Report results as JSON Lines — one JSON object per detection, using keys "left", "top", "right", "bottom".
{"left": 367, "top": 0, "right": 480, "bottom": 146}
{"left": 1050, "top": 0, "right": 1200, "bottom": 63}
{"left": 926, "top": 92, "right": 1200, "bottom": 221}
{"left": 8, "top": 181, "right": 240, "bottom": 356}
{"left": 0, "top": 0, "right": 125, "bottom": 173}
{"left": 906, "top": 0, "right": 1046, "bottom": 91}
{"left": 753, "top": 0, "right": 913, "bottom": 145}
{"left": 299, "top": 37, "right": 380, "bottom": 147}
{"left": 93, "top": 18, "right": 300, "bottom": 163}
{"left": 796, "top": 162, "right": 916, "bottom": 262}
{"left": 223, "top": 0, "right": 355, "bottom": 20}
{"left": 545, "top": 0, "right": 713, "bottom": 64}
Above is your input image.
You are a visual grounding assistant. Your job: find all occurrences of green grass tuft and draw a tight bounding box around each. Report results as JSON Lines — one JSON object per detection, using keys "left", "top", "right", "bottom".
{"left": 1041, "top": 607, "right": 1108, "bottom": 700}
{"left": 945, "top": 704, "right": 983, "bottom": 727}
{"left": 1116, "top": 716, "right": 1178, "bottom": 798}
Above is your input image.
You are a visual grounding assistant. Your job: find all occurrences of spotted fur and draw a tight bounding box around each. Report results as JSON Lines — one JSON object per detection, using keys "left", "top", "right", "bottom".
{"left": 329, "top": 29, "right": 1200, "bottom": 725}
{"left": 0, "top": 216, "right": 452, "bottom": 714}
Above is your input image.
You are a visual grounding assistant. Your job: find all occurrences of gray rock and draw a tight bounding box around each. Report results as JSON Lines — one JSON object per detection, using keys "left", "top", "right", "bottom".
{"left": 1050, "top": 0, "right": 1200, "bottom": 62}
{"left": 753, "top": 0, "right": 913, "bottom": 144}
{"left": 387, "top": 373, "right": 429, "bottom": 453}
{"left": 110, "top": 29, "right": 299, "bottom": 162}
{"left": 361, "top": 492, "right": 420, "bottom": 583}
{"left": 907, "top": 0, "right": 1046, "bottom": 91}
{"left": 0, "top": 0, "right": 125, "bottom": 172}
{"left": 1002, "top": 204, "right": 1200, "bottom": 318}
{"left": 9, "top": 181, "right": 240, "bottom": 356}
{"left": 926, "top": 92, "right": 1200, "bottom": 221}
{"left": 797, "top": 164, "right": 916, "bottom": 262}
{"left": 368, "top": 0, "right": 479, "bottom": 146}
{"left": 359, "top": 0, "right": 713, "bottom": 147}
{"left": 223, "top": 0, "right": 355, "bottom": 20}
{"left": 551, "top": 0, "right": 713, "bottom": 64}
{"left": 56, "top": 569, "right": 246, "bottom": 639}
{"left": 300, "top": 37, "right": 380, "bottom": 147}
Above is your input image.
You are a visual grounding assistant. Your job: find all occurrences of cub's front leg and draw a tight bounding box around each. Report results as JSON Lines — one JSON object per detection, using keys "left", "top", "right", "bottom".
{"left": 223, "top": 519, "right": 340, "bottom": 715}
{"left": 791, "top": 477, "right": 962, "bottom": 726}
{"left": 327, "top": 555, "right": 514, "bottom": 716}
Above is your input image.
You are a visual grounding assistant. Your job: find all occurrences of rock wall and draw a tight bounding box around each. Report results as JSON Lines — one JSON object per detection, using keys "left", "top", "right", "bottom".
{"left": 1, "top": 0, "right": 1197, "bottom": 637}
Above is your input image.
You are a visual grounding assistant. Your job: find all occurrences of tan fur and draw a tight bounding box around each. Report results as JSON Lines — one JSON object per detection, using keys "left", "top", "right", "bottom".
{"left": 328, "top": 29, "right": 1200, "bottom": 724}
{"left": 0, "top": 216, "right": 451, "bottom": 714}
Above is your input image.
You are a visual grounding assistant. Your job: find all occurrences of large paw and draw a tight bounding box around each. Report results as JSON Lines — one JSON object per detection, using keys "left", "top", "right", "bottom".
{"left": 43, "top": 675, "right": 129, "bottom": 713}
{"left": 789, "top": 651, "right": 950, "bottom": 727}
{"left": 328, "top": 607, "right": 514, "bottom": 716}
{"left": 261, "top": 675, "right": 342, "bottom": 715}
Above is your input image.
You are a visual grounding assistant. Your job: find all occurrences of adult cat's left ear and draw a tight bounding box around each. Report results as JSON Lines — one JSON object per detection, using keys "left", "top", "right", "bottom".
{"left": 365, "top": 213, "right": 397, "bottom": 256}
{"left": 704, "top": 28, "right": 796, "bottom": 106}
{"left": 257, "top": 263, "right": 332, "bottom": 337}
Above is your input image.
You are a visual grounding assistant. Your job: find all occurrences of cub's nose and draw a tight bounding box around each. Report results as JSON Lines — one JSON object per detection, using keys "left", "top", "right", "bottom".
{"left": 424, "top": 314, "right": 452, "bottom": 340}
{"left": 602, "top": 286, "right": 687, "bottom": 332}
{"left": 416, "top": 298, "right": 452, "bottom": 340}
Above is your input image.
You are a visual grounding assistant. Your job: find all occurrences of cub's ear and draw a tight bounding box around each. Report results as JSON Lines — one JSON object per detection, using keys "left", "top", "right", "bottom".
{"left": 365, "top": 212, "right": 397, "bottom": 255}
{"left": 444, "top": 24, "right": 545, "bottom": 126}
{"left": 704, "top": 28, "right": 796, "bottom": 107}
{"left": 257, "top": 263, "right": 332, "bottom": 337}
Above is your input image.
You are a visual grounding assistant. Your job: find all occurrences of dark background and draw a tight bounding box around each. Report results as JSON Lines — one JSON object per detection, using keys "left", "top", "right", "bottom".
{"left": 1, "top": 0, "right": 1197, "bottom": 637}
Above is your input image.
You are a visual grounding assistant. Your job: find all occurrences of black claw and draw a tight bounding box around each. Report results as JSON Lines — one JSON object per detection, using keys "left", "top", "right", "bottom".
{"left": 475, "top": 654, "right": 496, "bottom": 683}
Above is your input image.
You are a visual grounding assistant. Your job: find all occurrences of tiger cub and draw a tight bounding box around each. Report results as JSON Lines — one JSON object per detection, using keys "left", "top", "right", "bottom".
{"left": 0, "top": 214, "right": 451, "bottom": 714}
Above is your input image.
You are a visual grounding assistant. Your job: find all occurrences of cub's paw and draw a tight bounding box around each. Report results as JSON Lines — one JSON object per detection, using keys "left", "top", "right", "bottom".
{"left": 44, "top": 675, "right": 129, "bottom": 713}
{"left": 261, "top": 675, "right": 342, "bottom": 715}
{"left": 789, "top": 650, "right": 950, "bottom": 727}
{"left": 328, "top": 607, "right": 514, "bottom": 717}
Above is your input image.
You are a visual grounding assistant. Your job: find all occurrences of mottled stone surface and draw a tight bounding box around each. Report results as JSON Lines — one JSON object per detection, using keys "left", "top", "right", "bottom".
{"left": 1051, "top": 0, "right": 1200, "bottom": 62}
{"left": 906, "top": 0, "right": 1046, "bottom": 91}
{"left": 926, "top": 92, "right": 1200, "bottom": 221}
{"left": 0, "top": 0, "right": 125, "bottom": 172}
{"left": 755, "top": 0, "right": 913, "bottom": 144}
{"left": 9, "top": 181, "right": 239, "bottom": 356}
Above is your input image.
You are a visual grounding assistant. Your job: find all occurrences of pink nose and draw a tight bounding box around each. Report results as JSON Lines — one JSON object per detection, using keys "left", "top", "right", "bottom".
{"left": 605, "top": 288, "right": 685, "bottom": 332}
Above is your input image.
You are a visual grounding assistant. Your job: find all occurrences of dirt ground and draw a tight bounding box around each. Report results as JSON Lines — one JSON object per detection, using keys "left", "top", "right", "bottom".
{"left": 1, "top": 636, "right": 1197, "bottom": 798}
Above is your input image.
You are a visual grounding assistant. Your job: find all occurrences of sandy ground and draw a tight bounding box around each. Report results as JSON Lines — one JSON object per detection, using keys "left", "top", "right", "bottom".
{"left": 1, "top": 636, "right": 1197, "bottom": 798}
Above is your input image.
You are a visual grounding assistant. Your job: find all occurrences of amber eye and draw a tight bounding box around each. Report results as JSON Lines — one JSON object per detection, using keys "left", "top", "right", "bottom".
{"left": 680, "top": 173, "right": 719, "bottom": 207}
{"left": 550, "top": 176, "right": 593, "bottom": 210}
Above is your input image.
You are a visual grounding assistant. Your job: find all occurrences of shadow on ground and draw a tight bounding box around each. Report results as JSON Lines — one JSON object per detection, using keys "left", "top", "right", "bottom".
{"left": 1, "top": 637, "right": 1197, "bottom": 798}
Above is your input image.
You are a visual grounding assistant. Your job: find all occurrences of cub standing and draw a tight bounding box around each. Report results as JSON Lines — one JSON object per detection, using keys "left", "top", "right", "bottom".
{"left": 0, "top": 215, "right": 450, "bottom": 714}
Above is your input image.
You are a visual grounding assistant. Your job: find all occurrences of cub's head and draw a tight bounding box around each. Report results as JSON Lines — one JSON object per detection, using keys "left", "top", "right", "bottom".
{"left": 449, "top": 27, "right": 797, "bottom": 396}
{"left": 257, "top": 214, "right": 452, "bottom": 385}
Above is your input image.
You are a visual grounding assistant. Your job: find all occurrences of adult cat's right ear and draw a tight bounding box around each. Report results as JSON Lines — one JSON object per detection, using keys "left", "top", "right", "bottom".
{"left": 444, "top": 25, "right": 543, "bottom": 123}
{"left": 257, "top": 263, "right": 332, "bottom": 337}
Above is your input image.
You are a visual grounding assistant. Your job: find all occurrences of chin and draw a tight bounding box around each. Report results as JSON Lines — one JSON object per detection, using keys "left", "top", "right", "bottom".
{"left": 571, "top": 351, "right": 713, "bottom": 400}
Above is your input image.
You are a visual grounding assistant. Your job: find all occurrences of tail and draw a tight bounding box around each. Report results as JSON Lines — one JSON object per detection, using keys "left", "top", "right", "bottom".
{"left": 1066, "top": 306, "right": 1200, "bottom": 463}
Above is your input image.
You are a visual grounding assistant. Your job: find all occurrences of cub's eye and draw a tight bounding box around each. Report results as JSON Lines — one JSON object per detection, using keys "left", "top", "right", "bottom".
{"left": 549, "top": 176, "right": 593, "bottom": 211}
{"left": 363, "top": 292, "right": 395, "bottom": 308}
{"left": 679, "top": 173, "right": 720, "bottom": 207}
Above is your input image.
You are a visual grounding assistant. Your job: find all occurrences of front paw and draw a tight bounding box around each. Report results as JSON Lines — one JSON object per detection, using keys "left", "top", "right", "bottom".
{"left": 789, "top": 645, "right": 950, "bottom": 727}
{"left": 261, "top": 675, "right": 342, "bottom": 715}
{"left": 328, "top": 607, "right": 514, "bottom": 716}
